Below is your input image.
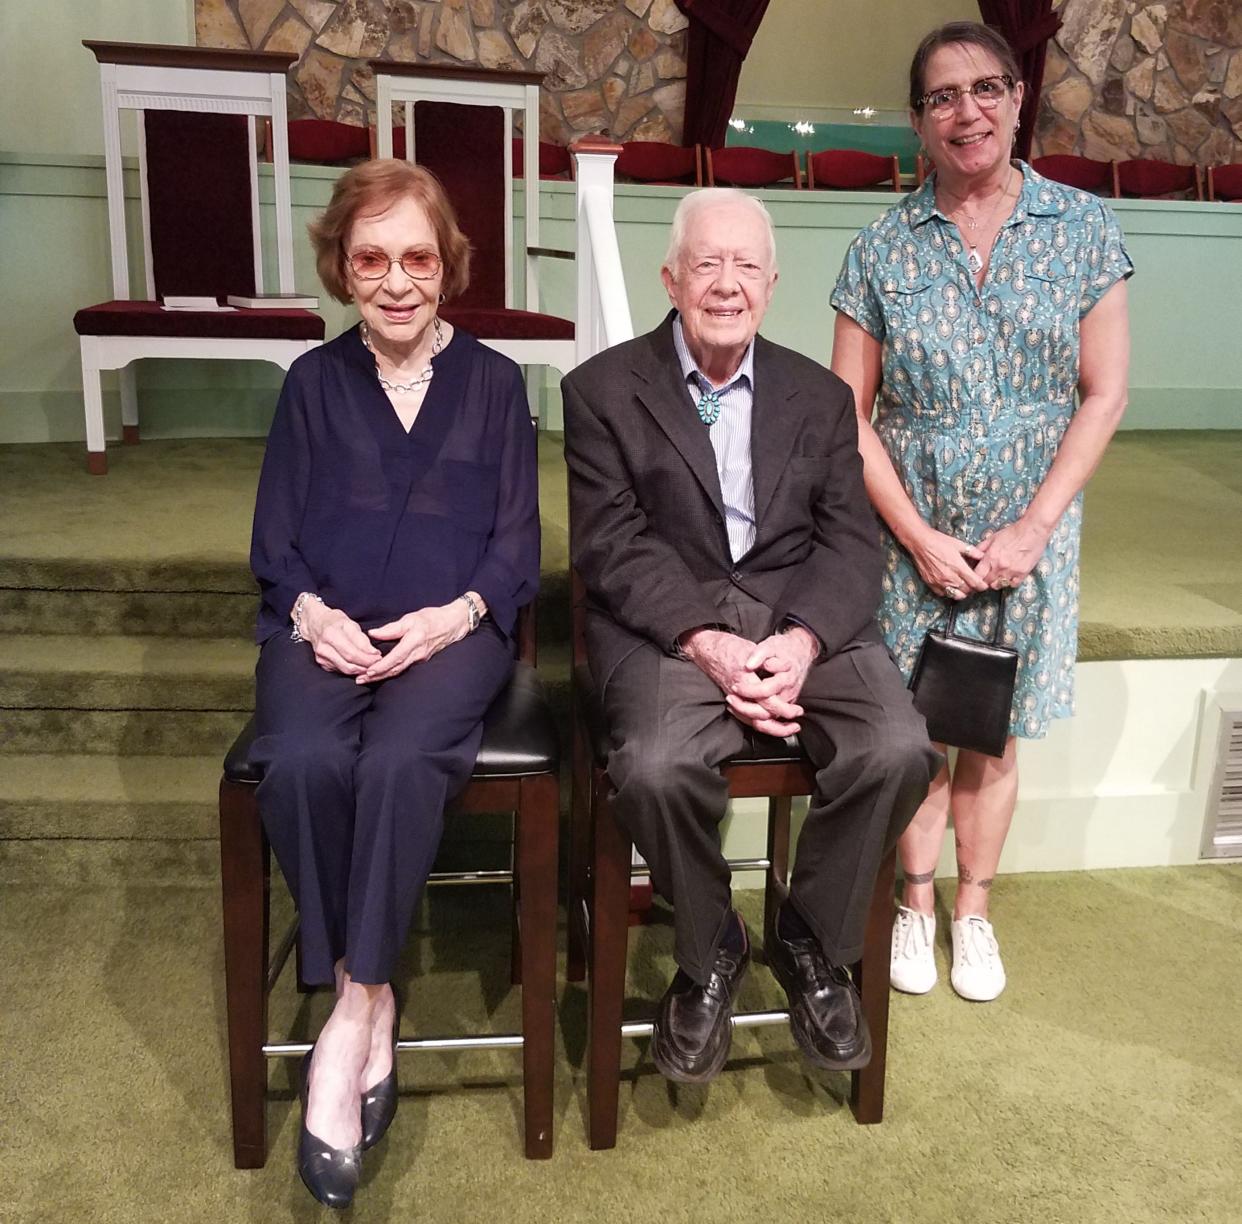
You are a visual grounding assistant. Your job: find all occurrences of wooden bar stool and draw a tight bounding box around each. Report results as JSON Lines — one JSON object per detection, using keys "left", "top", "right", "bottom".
{"left": 565, "top": 575, "right": 895, "bottom": 1149}
{"left": 218, "top": 605, "right": 560, "bottom": 1165}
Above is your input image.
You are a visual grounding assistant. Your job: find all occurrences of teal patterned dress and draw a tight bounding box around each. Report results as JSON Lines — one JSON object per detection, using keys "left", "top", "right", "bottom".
{"left": 831, "top": 162, "right": 1133, "bottom": 739}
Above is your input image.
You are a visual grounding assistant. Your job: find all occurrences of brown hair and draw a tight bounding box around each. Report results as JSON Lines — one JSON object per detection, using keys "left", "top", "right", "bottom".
{"left": 308, "top": 159, "right": 471, "bottom": 304}
{"left": 909, "top": 21, "right": 1021, "bottom": 111}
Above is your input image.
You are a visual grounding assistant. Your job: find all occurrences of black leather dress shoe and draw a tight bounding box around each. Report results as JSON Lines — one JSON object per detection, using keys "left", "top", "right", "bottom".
{"left": 298, "top": 1050, "right": 362, "bottom": 1210}
{"left": 361, "top": 985, "right": 400, "bottom": 1150}
{"left": 765, "top": 916, "right": 871, "bottom": 1071}
{"left": 650, "top": 915, "right": 750, "bottom": 1083}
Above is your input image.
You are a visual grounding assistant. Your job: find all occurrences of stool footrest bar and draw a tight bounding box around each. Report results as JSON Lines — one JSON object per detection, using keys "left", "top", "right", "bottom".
{"left": 620, "top": 1009, "right": 790, "bottom": 1039}
{"left": 263, "top": 1033, "right": 525, "bottom": 1058}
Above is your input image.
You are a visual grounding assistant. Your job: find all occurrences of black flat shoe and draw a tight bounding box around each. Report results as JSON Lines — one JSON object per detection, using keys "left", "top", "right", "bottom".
{"left": 360, "top": 985, "right": 401, "bottom": 1150}
{"left": 298, "top": 1049, "right": 362, "bottom": 1210}
{"left": 764, "top": 906, "right": 871, "bottom": 1072}
{"left": 650, "top": 913, "right": 750, "bottom": 1084}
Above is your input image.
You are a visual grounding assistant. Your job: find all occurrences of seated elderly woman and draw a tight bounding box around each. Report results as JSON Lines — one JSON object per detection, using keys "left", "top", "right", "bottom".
{"left": 249, "top": 159, "right": 539, "bottom": 1209}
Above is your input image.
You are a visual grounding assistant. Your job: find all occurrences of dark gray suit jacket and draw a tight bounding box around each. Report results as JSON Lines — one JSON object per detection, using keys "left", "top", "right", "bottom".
{"left": 562, "top": 312, "right": 884, "bottom": 692}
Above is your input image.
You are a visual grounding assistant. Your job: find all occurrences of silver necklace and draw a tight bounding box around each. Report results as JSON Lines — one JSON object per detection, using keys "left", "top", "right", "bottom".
{"left": 940, "top": 171, "right": 1016, "bottom": 275}
{"left": 361, "top": 318, "right": 443, "bottom": 394}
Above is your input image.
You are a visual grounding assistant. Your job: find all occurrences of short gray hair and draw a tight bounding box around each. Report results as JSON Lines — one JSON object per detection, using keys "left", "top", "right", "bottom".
{"left": 663, "top": 188, "right": 778, "bottom": 278}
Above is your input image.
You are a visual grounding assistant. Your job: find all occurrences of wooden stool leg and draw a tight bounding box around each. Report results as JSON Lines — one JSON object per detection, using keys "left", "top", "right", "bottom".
{"left": 219, "top": 779, "right": 271, "bottom": 1168}
{"left": 565, "top": 717, "right": 591, "bottom": 983}
{"left": 764, "top": 795, "right": 792, "bottom": 944}
{"left": 850, "top": 846, "right": 895, "bottom": 1124}
{"left": 587, "top": 773, "right": 630, "bottom": 1150}
{"left": 509, "top": 830, "right": 523, "bottom": 987}
{"left": 517, "top": 773, "right": 558, "bottom": 1159}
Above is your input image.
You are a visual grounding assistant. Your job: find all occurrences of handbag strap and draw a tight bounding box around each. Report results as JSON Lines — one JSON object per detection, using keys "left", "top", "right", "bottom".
{"left": 944, "top": 589, "right": 1008, "bottom": 644}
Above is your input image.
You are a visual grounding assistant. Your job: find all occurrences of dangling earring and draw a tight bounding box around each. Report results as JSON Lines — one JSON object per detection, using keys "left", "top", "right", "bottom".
{"left": 438, "top": 292, "right": 445, "bottom": 304}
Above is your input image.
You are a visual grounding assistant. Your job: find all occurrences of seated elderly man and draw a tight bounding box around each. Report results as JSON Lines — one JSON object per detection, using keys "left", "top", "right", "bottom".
{"left": 562, "top": 188, "right": 940, "bottom": 1083}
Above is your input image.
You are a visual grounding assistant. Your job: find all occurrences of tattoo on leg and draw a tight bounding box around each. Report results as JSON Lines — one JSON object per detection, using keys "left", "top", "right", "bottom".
{"left": 904, "top": 869, "right": 936, "bottom": 884}
{"left": 958, "top": 863, "right": 994, "bottom": 890}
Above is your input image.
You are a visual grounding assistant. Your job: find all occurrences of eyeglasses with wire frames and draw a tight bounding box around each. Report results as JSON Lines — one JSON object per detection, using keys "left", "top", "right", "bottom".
{"left": 347, "top": 247, "right": 443, "bottom": 281}
{"left": 916, "top": 74, "right": 1015, "bottom": 119}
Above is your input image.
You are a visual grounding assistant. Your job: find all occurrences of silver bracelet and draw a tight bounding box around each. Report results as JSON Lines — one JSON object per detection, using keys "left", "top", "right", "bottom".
{"left": 459, "top": 592, "right": 482, "bottom": 633}
{"left": 290, "top": 591, "right": 323, "bottom": 643}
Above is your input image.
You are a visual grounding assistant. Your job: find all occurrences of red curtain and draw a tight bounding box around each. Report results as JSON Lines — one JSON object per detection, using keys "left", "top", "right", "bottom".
{"left": 976, "top": 1, "right": 1063, "bottom": 161}
{"left": 675, "top": 0, "right": 772, "bottom": 149}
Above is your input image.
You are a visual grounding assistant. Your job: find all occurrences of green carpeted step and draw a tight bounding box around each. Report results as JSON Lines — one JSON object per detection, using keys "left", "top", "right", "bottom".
{"left": 0, "top": 754, "right": 221, "bottom": 840}
{"left": 0, "top": 708, "right": 244, "bottom": 756}
{"left": 0, "top": 634, "right": 255, "bottom": 711}
{"left": 0, "top": 836, "right": 220, "bottom": 884}
{"left": 0, "top": 588, "right": 256, "bottom": 638}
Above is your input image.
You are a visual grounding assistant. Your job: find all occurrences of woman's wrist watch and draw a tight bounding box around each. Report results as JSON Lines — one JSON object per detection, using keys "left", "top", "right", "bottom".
{"left": 459, "top": 592, "right": 482, "bottom": 633}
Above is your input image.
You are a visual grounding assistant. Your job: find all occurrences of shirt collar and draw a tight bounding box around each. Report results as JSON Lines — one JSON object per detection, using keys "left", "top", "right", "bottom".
{"left": 905, "top": 160, "right": 1060, "bottom": 230}
{"left": 672, "top": 314, "right": 755, "bottom": 395}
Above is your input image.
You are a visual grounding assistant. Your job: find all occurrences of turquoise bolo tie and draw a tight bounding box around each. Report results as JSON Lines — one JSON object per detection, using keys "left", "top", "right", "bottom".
{"left": 696, "top": 387, "right": 722, "bottom": 426}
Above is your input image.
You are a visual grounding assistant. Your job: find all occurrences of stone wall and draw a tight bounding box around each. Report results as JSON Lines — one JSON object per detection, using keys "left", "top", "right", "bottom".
{"left": 194, "top": 0, "right": 689, "bottom": 144}
{"left": 1035, "top": 0, "right": 1242, "bottom": 165}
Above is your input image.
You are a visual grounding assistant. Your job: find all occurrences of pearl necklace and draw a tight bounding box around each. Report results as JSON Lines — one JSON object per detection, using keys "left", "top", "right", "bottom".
{"left": 361, "top": 318, "right": 443, "bottom": 394}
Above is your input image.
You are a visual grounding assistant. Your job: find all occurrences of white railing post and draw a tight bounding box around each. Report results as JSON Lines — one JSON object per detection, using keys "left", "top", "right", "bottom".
{"left": 570, "top": 136, "right": 631, "bottom": 367}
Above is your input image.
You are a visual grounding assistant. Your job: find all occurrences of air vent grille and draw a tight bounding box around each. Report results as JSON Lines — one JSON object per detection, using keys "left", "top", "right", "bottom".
{"left": 1203, "top": 708, "right": 1242, "bottom": 859}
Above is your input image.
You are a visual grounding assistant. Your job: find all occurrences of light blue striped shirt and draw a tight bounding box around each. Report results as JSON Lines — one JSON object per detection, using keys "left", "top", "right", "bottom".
{"left": 672, "top": 316, "right": 756, "bottom": 562}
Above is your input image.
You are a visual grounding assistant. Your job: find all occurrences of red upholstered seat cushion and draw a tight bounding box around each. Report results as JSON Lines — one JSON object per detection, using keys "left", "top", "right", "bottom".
{"left": 809, "top": 149, "right": 897, "bottom": 190}
{"left": 513, "top": 138, "right": 573, "bottom": 180}
{"left": 616, "top": 141, "right": 699, "bottom": 184}
{"left": 73, "top": 300, "right": 325, "bottom": 341}
{"left": 1211, "top": 163, "right": 1242, "bottom": 201}
{"left": 287, "top": 119, "right": 370, "bottom": 165}
{"left": 440, "top": 306, "right": 574, "bottom": 341}
{"left": 1032, "top": 154, "right": 1113, "bottom": 193}
{"left": 1116, "top": 159, "right": 1199, "bottom": 198}
{"left": 709, "top": 147, "right": 798, "bottom": 188}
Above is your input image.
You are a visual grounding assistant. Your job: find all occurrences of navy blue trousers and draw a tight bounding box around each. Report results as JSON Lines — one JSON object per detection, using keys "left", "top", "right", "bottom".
{"left": 252, "top": 626, "right": 514, "bottom": 985}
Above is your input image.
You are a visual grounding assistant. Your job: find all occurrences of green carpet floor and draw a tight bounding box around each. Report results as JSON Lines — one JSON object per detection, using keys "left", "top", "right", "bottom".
{"left": 1, "top": 866, "right": 1239, "bottom": 1223}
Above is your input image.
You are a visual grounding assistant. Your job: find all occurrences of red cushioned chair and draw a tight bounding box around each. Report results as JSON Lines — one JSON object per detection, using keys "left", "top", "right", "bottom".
{"left": 1031, "top": 154, "right": 1114, "bottom": 194}
{"left": 265, "top": 116, "right": 371, "bottom": 166}
{"left": 807, "top": 149, "right": 901, "bottom": 192}
{"left": 1113, "top": 159, "right": 1203, "bottom": 200}
{"left": 615, "top": 140, "right": 703, "bottom": 187}
{"left": 73, "top": 42, "right": 324, "bottom": 475}
{"left": 370, "top": 62, "right": 575, "bottom": 376}
{"left": 1207, "top": 163, "right": 1242, "bottom": 202}
{"left": 705, "top": 146, "right": 802, "bottom": 188}
{"left": 514, "top": 137, "right": 574, "bottom": 180}
{"left": 565, "top": 573, "right": 896, "bottom": 1150}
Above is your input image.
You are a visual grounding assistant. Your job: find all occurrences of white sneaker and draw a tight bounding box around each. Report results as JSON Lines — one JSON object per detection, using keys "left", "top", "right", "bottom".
{"left": 950, "top": 915, "right": 1006, "bottom": 1001}
{"left": 890, "top": 905, "right": 937, "bottom": 994}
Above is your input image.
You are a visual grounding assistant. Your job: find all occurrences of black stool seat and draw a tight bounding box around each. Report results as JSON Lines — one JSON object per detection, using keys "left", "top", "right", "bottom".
{"left": 225, "top": 661, "right": 559, "bottom": 785}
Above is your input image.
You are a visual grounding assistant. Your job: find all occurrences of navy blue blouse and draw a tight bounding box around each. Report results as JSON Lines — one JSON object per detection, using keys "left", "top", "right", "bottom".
{"left": 250, "top": 325, "right": 540, "bottom": 645}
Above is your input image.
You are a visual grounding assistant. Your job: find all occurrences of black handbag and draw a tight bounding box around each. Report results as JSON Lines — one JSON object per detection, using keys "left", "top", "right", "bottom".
{"left": 908, "top": 592, "right": 1018, "bottom": 758}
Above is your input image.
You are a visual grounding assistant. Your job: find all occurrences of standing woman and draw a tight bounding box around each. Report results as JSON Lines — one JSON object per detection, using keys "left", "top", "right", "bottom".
{"left": 250, "top": 160, "right": 539, "bottom": 1206}
{"left": 830, "top": 22, "right": 1132, "bottom": 1001}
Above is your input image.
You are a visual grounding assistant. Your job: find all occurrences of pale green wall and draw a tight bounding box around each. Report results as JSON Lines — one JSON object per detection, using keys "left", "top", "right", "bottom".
{"left": 2, "top": 159, "right": 1237, "bottom": 446}
{"left": 0, "top": 1, "right": 193, "bottom": 157}
{"left": 734, "top": 0, "right": 978, "bottom": 121}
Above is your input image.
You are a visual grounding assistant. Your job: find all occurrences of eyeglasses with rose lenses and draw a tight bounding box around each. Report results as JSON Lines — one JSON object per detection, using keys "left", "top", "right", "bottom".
{"left": 347, "top": 248, "right": 443, "bottom": 281}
